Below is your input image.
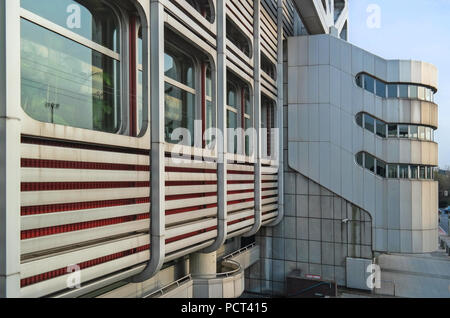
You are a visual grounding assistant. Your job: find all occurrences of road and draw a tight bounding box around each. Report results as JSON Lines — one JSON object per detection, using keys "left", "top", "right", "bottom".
{"left": 439, "top": 210, "right": 449, "bottom": 234}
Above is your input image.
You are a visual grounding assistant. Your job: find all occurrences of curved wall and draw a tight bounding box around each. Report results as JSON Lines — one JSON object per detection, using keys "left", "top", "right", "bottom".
{"left": 287, "top": 34, "right": 439, "bottom": 253}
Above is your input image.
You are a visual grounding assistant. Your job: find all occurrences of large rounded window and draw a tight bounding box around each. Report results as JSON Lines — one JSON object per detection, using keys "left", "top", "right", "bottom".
{"left": 20, "top": 0, "right": 125, "bottom": 133}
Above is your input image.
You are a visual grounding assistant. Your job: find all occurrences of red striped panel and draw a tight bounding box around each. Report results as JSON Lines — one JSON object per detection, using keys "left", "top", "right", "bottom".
{"left": 20, "top": 244, "right": 150, "bottom": 288}
{"left": 21, "top": 197, "right": 150, "bottom": 216}
{"left": 21, "top": 181, "right": 150, "bottom": 192}
{"left": 165, "top": 166, "right": 216, "bottom": 174}
{"left": 165, "top": 192, "right": 217, "bottom": 201}
{"left": 21, "top": 213, "right": 150, "bottom": 239}
{"left": 227, "top": 215, "right": 254, "bottom": 226}
{"left": 165, "top": 226, "right": 217, "bottom": 244}
{"left": 165, "top": 203, "right": 218, "bottom": 216}
{"left": 22, "top": 158, "right": 149, "bottom": 171}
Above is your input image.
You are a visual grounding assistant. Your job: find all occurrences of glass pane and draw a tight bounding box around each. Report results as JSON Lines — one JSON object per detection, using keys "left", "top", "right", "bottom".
{"left": 226, "top": 18, "right": 250, "bottom": 57}
{"left": 425, "top": 88, "right": 431, "bottom": 101}
{"left": 21, "top": 19, "right": 121, "bottom": 133}
{"left": 410, "top": 166, "right": 418, "bottom": 179}
{"left": 399, "top": 165, "right": 409, "bottom": 179}
{"left": 388, "top": 125, "right": 398, "bottom": 138}
{"left": 205, "top": 100, "right": 213, "bottom": 146}
{"left": 245, "top": 117, "right": 251, "bottom": 156}
{"left": 356, "top": 113, "right": 363, "bottom": 127}
{"left": 356, "top": 153, "right": 363, "bottom": 166}
{"left": 137, "top": 70, "right": 143, "bottom": 133}
{"left": 427, "top": 167, "right": 433, "bottom": 179}
{"left": 21, "top": 0, "right": 120, "bottom": 52}
{"left": 165, "top": 83, "right": 195, "bottom": 145}
{"left": 388, "top": 165, "right": 398, "bottom": 178}
{"left": 365, "top": 154, "right": 375, "bottom": 173}
{"left": 409, "top": 85, "right": 418, "bottom": 99}
{"left": 387, "top": 84, "right": 398, "bottom": 98}
{"left": 418, "top": 126, "right": 425, "bottom": 140}
{"left": 356, "top": 74, "right": 363, "bottom": 88}
{"left": 376, "top": 120, "right": 386, "bottom": 138}
{"left": 399, "top": 125, "right": 408, "bottom": 138}
{"left": 138, "top": 26, "right": 142, "bottom": 66}
{"left": 364, "top": 75, "right": 375, "bottom": 93}
{"left": 425, "top": 127, "right": 432, "bottom": 141}
{"left": 364, "top": 115, "right": 375, "bottom": 133}
{"left": 419, "top": 166, "right": 426, "bottom": 179}
{"left": 399, "top": 84, "right": 408, "bottom": 98}
{"left": 377, "top": 160, "right": 386, "bottom": 177}
{"left": 244, "top": 86, "right": 251, "bottom": 115}
{"left": 227, "top": 110, "right": 238, "bottom": 154}
{"left": 418, "top": 86, "right": 425, "bottom": 100}
{"left": 376, "top": 80, "right": 386, "bottom": 98}
{"left": 409, "top": 125, "right": 418, "bottom": 139}
{"left": 206, "top": 66, "right": 212, "bottom": 97}
{"left": 227, "top": 81, "right": 238, "bottom": 108}
{"left": 164, "top": 48, "right": 194, "bottom": 88}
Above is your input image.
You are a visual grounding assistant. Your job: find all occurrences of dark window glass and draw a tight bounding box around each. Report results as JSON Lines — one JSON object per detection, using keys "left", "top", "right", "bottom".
{"left": 399, "top": 165, "right": 409, "bottom": 179}
{"left": 364, "top": 75, "right": 375, "bottom": 93}
{"left": 226, "top": 18, "right": 251, "bottom": 57}
{"left": 365, "top": 154, "right": 375, "bottom": 173}
{"left": 376, "top": 80, "right": 386, "bottom": 98}
{"left": 262, "top": 95, "right": 275, "bottom": 158}
{"left": 356, "top": 152, "right": 363, "bottom": 166}
{"left": 410, "top": 166, "right": 418, "bottom": 179}
{"left": 185, "top": 0, "right": 214, "bottom": 23}
{"left": 364, "top": 114, "right": 375, "bottom": 133}
{"left": 21, "top": 0, "right": 120, "bottom": 52}
{"left": 419, "top": 166, "right": 426, "bottom": 179}
{"left": 227, "top": 81, "right": 239, "bottom": 109}
{"left": 387, "top": 84, "right": 398, "bottom": 98}
{"left": 410, "top": 125, "right": 418, "bottom": 139}
{"left": 376, "top": 120, "right": 386, "bottom": 138}
{"left": 399, "top": 84, "right": 408, "bottom": 98}
{"left": 427, "top": 167, "right": 433, "bottom": 180}
{"left": 388, "top": 165, "right": 398, "bottom": 178}
{"left": 261, "top": 53, "right": 276, "bottom": 80}
{"left": 356, "top": 74, "right": 363, "bottom": 88}
{"left": 399, "top": 125, "right": 408, "bottom": 138}
{"left": 377, "top": 160, "right": 386, "bottom": 177}
{"left": 356, "top": 113, "right": 363, "bottom": 127}
{"left": 21, "top": 19, "right": 121, "bottom": 133}
{"left": 227, "top": 109, "right": 238, "bottom": 154}
{"left": 388, "top": 124, "right": 398, "bottom": 138}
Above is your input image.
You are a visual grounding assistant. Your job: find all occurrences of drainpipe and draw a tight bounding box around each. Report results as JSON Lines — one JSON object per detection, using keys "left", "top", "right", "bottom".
{"left": 203, "top": 0, "right": 227, "bottom": 253}
{"left": 245, "top": 0, "right": 262, "bottom": 237}
{"left": 0, "top": 0, "right": 21, "bottom": 297}
{"left": 131, "top": 0, "right": 165, "bottom": 282}
{"left": 268, "top": 0, "right": 284, "bottom": 227}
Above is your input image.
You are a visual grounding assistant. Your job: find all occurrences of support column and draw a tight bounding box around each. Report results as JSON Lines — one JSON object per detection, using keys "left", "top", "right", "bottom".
{"left": 131, "top": 0, "right": 165, "bottom": 282}
{"left": 269, "top": 0, "right": 285, "bottom": 227}
{"left": 245, "top": 0, "right": 262, "bottom": 237}
{"left": 190, "top": 252, "right": 217, "bottom": 276}
{"left": 203, "top": 0, "right": 227, "bottom": 253}
{"left": 0, "top": 0, "right": 21, "bottom": 297}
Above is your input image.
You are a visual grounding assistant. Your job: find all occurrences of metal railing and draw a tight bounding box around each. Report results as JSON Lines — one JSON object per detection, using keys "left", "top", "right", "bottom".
{"left": 143, "top": 274, "right": 192, "bottom": 298}
{"left": 222, "top": 243, "right": 256, "bottom": 260}
{"left": 191, "top": 259, "right": 242, "bottom": 280}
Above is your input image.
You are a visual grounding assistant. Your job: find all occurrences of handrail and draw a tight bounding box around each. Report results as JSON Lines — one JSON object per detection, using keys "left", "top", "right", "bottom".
{"left": 143, "top": 274, "right": 192, "bottom": 298}
{"left": 222, "top": 243, "right": 256, "bottom": 260}
{"left": 191, "top": 259, "right": 242, "bottom": 280}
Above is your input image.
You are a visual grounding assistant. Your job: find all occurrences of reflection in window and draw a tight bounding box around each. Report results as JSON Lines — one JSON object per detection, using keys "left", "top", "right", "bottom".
{"left": 20, "top": 16, "right": 121, "bottom": 133}
{"left": 376, "top": 120, "right": 386, "bottom": 138}
{"left": 164, "top": 44, "right": 196, "bottom": 145}
{"left": 262, "top": 95, "right": 275, "bottom": 158}
{"left": 399, "top": 125, "right": 409, "bottom": 138}
{"left": 364, "top": 115, "right": 375, "bottom": 133}
{"left": 356, "top": 73, "right": 435, "bottom": 102}
{"left": 356, "top": 152, "right": 436, "bottom": 180}
{"left": 261, "top": 53, "right": 276, "bottom": 80}
{"left": 388, "top": 124, "right": 398, "bottom": 138}
{"left": 399, "top": 165, "right": 409, "bottom": 179}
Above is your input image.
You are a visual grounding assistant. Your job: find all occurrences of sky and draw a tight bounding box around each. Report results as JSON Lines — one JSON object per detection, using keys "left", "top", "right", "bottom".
{"left": 348, "top": 0, "right": 450, "bottom": 168}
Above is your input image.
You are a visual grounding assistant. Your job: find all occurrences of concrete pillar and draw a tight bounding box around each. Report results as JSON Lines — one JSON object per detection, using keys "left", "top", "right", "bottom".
{"left": 190, "top": 252, "right": 217, "bottom": 276}
{"left": 0, "top": 0, "right": 21, "bottom": 297}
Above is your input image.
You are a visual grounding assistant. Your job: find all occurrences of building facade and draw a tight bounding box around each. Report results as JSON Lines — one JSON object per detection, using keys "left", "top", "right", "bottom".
{"left": 0, "top": 0, "right": 440, "bottom": 298}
